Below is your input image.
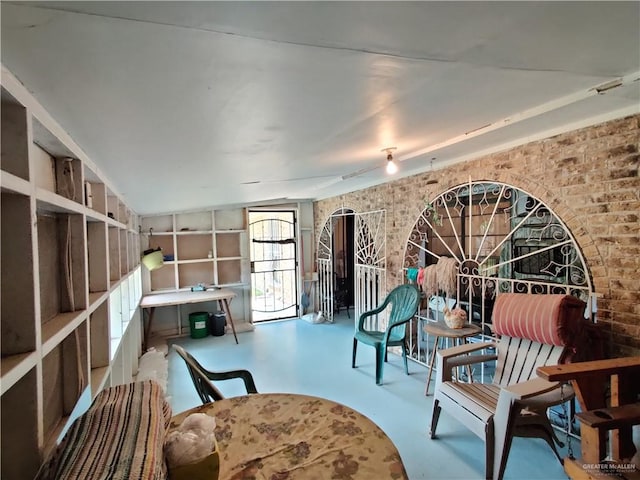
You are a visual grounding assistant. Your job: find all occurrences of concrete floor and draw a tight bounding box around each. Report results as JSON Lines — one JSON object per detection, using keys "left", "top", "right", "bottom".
{"left": 166, "top": 312, "right": 570, "bottom": 480}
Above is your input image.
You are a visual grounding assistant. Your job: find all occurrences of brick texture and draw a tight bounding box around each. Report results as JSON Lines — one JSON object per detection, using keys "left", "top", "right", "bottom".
{"left": 314, "top": 114, "right": 640, "bottom": 356}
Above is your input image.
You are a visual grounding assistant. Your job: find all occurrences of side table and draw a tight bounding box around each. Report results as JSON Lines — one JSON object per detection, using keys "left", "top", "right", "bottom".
{"left": 424, "top": 320, "right": 482, "bottom": 395}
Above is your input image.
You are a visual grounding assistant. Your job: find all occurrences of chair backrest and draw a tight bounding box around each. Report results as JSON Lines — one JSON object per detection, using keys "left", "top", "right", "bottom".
{"left": 173, "top": 345, "right": 225, "bottom": 403}
{"left": 385, "top": 284, "right": 420, "bottom": 338}
{"left": 491, "top": 293, "right": 586, "bottom": 387}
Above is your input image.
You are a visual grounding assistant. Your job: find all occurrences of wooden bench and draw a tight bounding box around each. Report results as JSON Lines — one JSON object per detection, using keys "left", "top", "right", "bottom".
{"left": 538, "top": 356, "right": 640, "bottom": 480}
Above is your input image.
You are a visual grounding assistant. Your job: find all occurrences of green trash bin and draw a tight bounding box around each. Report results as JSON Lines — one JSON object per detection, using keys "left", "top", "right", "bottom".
{"left": 189, "top": 312, "right": 209, "bottom": 339}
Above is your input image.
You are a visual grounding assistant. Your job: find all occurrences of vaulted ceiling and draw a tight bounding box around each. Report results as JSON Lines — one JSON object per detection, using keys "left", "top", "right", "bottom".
{"left": 2, "top": 1, "right": 639, "bottom": 214}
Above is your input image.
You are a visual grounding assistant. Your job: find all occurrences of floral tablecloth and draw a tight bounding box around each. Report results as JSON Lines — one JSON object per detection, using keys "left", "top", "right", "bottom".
{"left": 170, "top": 393, "right": 407, "bottom": 480}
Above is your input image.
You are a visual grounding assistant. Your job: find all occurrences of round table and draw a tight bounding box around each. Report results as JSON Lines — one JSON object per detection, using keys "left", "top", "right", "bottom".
{"left": 423, "top": 320, "right": 482, "bottom": 395}
{"left": 170, "top": 393, "right": 408, "bottom": 480}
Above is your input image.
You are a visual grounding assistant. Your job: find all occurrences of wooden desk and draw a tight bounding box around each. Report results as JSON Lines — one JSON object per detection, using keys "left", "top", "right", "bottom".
{"left": 140, "top": 289, "right": 239, "bottom": 349}
{"left": 170, "top": 393, "right": 407, "bottom": 479}
{"left": 423, "top": 320, "right": 482, "bottom": 395}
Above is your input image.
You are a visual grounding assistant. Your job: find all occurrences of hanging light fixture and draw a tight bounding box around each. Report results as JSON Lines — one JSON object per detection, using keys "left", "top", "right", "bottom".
{"left": 426, "top": 157, "right": 439, "bottom": 185}
{"left": 382, "top": 147, "right": 397, "bottom": 175}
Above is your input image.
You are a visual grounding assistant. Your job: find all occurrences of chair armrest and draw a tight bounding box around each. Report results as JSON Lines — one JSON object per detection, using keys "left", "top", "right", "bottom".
{"left": 501, "top": 377, "right": 560, "bottom": 401}
{"left": 437, "top": 341, "right": 496, "bottom": 361}
{"left": 203, "top": 368, "right": 258, "bottom": 394}
{"left": 384, "top": 317, "right": 412, "bottom": 338}
{"left": 446, "top": 353, "right": 498, "bottom": 370}
{"left": 357, "top": 303, "right": 388, "bottom": 330}
{"left": 436, "top": 342, "right": 497, "bottom": 384}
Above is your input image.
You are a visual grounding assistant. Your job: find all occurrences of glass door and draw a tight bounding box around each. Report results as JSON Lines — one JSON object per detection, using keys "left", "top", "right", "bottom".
{"left": 249, "top": 210, "right": 298, "bottom": 322}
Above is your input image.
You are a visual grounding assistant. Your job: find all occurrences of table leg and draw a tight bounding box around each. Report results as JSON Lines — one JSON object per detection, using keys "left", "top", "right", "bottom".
{"left": 143, "top": 307, "right": 155, "bottom": 352}
{"left": 463, "top": 338, "right": 474, "bottom": 382}
{"left": 425, "top": 335, "right": 440, "bottom": 396}
{"left": 219, "top": 298, "right": 239, "bottom": 344}
{"left": 450, "top": 338, "right": 473, "bottom": 382}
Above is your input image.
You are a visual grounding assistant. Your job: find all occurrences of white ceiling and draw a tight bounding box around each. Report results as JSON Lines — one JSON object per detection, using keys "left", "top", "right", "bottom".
{"left": 2, "top": 1, "right": 639, "bottom": 215}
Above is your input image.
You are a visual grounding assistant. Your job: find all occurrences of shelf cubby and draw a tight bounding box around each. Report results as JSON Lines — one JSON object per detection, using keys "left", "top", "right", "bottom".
{"left": 32, "top": 118, "right": 83, "bottom": 206}
{"left": 133, "top": 233, "right": 140, "bottom": 270}
{"left": 178, "top": 262, "right": 214, "bottom": 289}
{"left": 106, "top": 191, "right": 119, "bottom": 222}
{"left": 146, "top": 234, "right": 174, "bottom": 257}
{"left": 41, "top": 343, "right": 64, "bottom": 445}
{"left": 119, "top": 229, "right": 128, "bottom": 277}
{"left": 216, "top": 231, "right": 242, "bottom": 258}
{"left": 108, "top": 227, "right": 121, "bottom": 283}
{"left": 83, "top": 165, "right": 107, "bottom": 215}
{"left": 214, "top": 207, "right": 245, "bottom": 230}
{"left": 37, "top": 212, "right": 87, "bottom": 329}
{"left": 176, "top": 210, "right": 212, "bottom": 231}
{"left": 141, "top": 214, "right": 173, "bottom": 233}
{"left": 128, "top": 233, "right": 134, "bottom": 270}
{"left": 87, "top": 221, "right": 109, "bottom": 295}
{"left": 150, "top": 265, "right": 176, "bottom": 291}
{"left": 217, "top": 259, "right": 242, "bottom": 285}
{"left": 1, "top": 192, "right": 36, "bottom": 358}
{"left": 118, "top": 202, "right": 130, "bottom": 228}
{"left": 90, "top": 299, "right": 109, "bottom": 356}
{"left": 41, "top": 310, "right": 85, "bottom": 353}
{"left": 1, "top": 87, "right": 29, "bottom": 181}
{"left": 42, "top": 321, "right": 88, "bottom": 451}
{"left": 1, "top": 351, "right": 37, "bottom": 396}
{"left": 1, "top": 367, "right": 39, "bottom": 480}
{"left": 54, "top": 157, "right": 83, "bottom": 204}
{"left": 177, "top": 233, "right": 212, "bottom": 260}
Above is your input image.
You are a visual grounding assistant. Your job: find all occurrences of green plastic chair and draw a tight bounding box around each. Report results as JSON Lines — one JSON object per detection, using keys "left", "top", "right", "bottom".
{"left": 173, "top": 345, "right": 258, "bottom": 404}
{"left": 352, "top": 284, "right": 420, "bottom": 385}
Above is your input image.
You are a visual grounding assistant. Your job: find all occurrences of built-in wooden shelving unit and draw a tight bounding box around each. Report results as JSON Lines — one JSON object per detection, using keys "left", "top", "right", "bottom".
{"left": 140, "top": 208, "right": 251, "bottom": 337}
{"left": 1, "top": 65, "right": 142, "bottom": 479}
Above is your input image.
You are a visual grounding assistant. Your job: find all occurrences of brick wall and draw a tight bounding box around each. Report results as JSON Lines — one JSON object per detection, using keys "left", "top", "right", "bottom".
{"left": 314, "top": 114, "right": 640, "bottom": 356}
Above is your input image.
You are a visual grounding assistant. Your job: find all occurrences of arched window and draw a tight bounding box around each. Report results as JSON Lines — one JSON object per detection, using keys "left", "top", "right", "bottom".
{"left": 405, "top": 181, "right": 593, "bottom": 363}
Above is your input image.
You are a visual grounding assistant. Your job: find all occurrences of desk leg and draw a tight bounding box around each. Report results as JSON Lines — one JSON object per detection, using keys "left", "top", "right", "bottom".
{"left": 425, "top": 336, "right": 440, "bottom": 396}
{"left": 219, "top": 299, "right": 239, "bottom": 344}
{"left": 143, "top": 307, "right": 156, "bottom": 352}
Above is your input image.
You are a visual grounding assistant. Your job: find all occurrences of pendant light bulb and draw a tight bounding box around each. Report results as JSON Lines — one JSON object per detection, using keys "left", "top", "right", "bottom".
{"left": 386, "top": 154, "right": 398, "bottom": 174}
{"left": 382, "top": 147, "right": 398, "bottom": 175}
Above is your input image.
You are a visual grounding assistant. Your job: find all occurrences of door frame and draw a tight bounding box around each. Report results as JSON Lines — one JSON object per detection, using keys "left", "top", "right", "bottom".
{"left": 248, "top": 209, "right": 299, "bottom": 322}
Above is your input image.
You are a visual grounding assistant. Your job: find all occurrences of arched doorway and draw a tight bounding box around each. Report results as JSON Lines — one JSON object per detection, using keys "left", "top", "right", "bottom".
{"left": 317, "top": 208, "right": 387, "bottom": 325}
{"left": 404, "top": 180, "right": 594, "bottom": 363}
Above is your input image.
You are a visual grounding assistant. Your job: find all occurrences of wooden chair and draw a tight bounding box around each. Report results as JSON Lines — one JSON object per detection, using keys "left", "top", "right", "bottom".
{"left": 352, "top": 284, "right": 420, "bottom": 385}
{"left": 173, "top": 345, "right": 258, "bottom": 404}
{"left": 538, "top": 356, "right": 640, "bottom": 480}
{"left": 429, "top": 293, "right": 588, "bottom": 480}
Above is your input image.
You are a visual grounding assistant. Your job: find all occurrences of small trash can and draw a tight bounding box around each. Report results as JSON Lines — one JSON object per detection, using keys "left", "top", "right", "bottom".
{"left": 189, "top": 312, "right": 209, "bottom": 339}
{"left": 209, "top": 311, "right": 226, "bottom": 337}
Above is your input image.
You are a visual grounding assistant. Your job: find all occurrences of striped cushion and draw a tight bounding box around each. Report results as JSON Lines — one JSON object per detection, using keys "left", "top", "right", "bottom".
{"left": 492, "top": 293, "right": 586, "bottom": 346}
{"left": 36, "top": 380, "right": 171, "bottom": 480}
